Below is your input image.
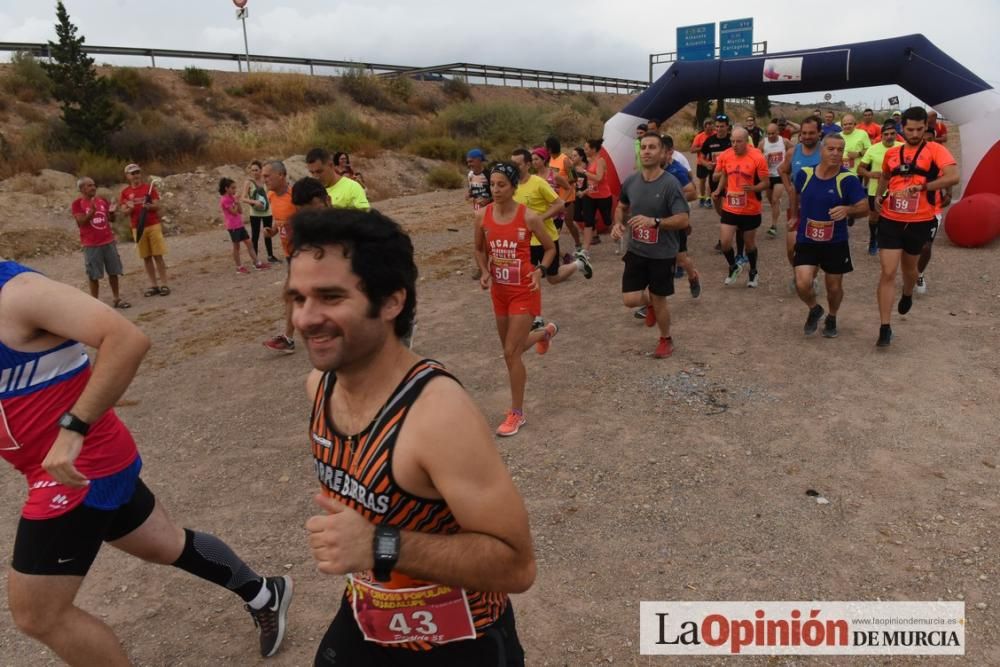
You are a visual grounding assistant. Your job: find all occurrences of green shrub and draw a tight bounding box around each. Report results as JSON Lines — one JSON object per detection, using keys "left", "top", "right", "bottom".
{"left": 314, "top": 106, "right": 380, "bottom": 140}
{"left": 226, "top": 73, "right": 333, "bottom": 114}
{"left": 13, "top": 101, "right": 46, "bottom": 123}
{"left": 544, "top": 106, "right": 593, "bottom": 145}
{"left": 108, "top": 111, "right": 207, "bottom": 161}
{"left": 405, "top": 136, "right": 463, "bottom": 161}
{"left": 384, "top": 76, "right": 413, "bottom": 103}
{"left": 442, "top": 76, "right": 472, "bottom": 100}
{"left": 339, "top": 67, "right": 399, "bottom": 112}
{"left": 1, "top": 51, "right": 52, "bottom": 102}
{"left": 76, "top": 151, "right": 122, "bottom": 186}
{"left": 427, "top": 165, "right": 464, "bottom": 189}
{"left": 195, "top": 95, "right": 248, "bottom": 123}
{"left": 108, "top": 68, "right": 169, "bottom": 110}
{"left": 437, "top": 101, "right": 543, "bottom": 147}
{"left": 181, "top": 66, "right": 212, "bottom": 87}
{"left": 409, "top": 92, "right": 442, "bottom": 114}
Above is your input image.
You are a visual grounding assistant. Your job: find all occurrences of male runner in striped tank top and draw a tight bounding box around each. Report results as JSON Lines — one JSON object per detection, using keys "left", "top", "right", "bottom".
{"left": 285, "top": 208, "right": 536, "bottom": 665}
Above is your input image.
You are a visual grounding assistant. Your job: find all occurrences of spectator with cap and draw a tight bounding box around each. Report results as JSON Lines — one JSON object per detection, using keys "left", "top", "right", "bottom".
{"left": 119, "top": 163, "right": 169, "bottom": 297}
{"left": 891, "top": 110, "right": 903, "bottom": 135}
{"left": 466, "top": 148, "right": 491, "bottom": 210}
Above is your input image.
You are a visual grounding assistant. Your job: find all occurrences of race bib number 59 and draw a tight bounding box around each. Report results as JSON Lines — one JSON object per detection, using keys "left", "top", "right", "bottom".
{"left": 889, "top": 191, "right": 920, "bottom": 215}
{"left": 349, "top": 576, "right": 476, "bottom": 645}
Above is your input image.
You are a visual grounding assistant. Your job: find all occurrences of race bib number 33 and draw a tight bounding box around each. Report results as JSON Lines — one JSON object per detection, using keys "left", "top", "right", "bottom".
{"left": 631, "top": 224, "right": 659, "bottom": 244}
{"left": 349, "top": 575, "right": 477, "bottom": 645}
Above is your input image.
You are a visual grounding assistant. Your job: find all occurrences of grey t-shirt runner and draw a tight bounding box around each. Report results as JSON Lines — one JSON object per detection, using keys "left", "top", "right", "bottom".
{"left": 618, "top": 170, "right": 689, "bottom": 259}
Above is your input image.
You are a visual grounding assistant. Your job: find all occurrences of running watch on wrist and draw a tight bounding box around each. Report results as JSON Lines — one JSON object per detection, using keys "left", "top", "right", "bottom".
{"left": 58, "top": 412, "right": 90, "bottom": 436}
{"left": 653, "top": 217, "right": 661, "bottom": 228}
{"left": 372, "top": 525, "right": 400, "bottom": 582}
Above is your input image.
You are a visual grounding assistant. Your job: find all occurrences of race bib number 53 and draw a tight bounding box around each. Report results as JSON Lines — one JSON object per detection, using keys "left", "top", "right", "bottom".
{"left": 348, "top": 575, "right": 476, "bottom": 645}
{"left": 726, "top": 192, "right": 747, "bottom": 208}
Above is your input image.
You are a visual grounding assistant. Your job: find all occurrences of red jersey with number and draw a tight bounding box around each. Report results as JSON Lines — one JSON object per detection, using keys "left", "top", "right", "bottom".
{"left": 716, "top": 148, "right": 769, "bottom": 215}
{"left": 880, "top": 141, "right": 956, "bottom": 222}
{"left": 70, "top": 197, "right": 116, "bottom": 247}
{"left": 483, "top": 204, "right": 534, "bottom": 289}
{"left": 310, "top": 360, "right": 508, "bottom": 650}
{"left": 119, "top": 183, "right": 161, "bottom": 229}
{"left": 0, "top": 262, "right": 139, "bottom": 519}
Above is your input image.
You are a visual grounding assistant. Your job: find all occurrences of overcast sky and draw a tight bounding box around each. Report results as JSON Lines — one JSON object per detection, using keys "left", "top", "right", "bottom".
{"left": 2, "top": 0, "right": 999, "bottom": 110}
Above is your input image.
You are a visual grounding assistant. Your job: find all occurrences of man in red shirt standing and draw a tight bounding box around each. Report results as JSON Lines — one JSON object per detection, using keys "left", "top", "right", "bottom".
{"left": 119, "top": 163, "right": 169, "bottom": 297}
{"left": 691, "top": 118, "right": 715, "bottom": 208}
{"left": 926, "top": 110, "right": 948, "bottom": 144}
{"left": 71, "top": 177, "right": 129, "bottom": 308}
{"left": 858, "top": 108, "right": 882, "bottom": 143}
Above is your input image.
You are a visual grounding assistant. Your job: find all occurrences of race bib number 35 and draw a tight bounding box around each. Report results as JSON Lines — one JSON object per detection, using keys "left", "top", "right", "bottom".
{"left": 805, "top": 218, "right": 834, "bottom": 242}
{"left": 349, "top": 576, "right": 476, "bottom": 645}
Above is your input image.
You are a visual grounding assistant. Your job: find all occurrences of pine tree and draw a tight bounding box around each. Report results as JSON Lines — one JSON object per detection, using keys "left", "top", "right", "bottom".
{"left": 754, "top": 95, "right": 771, "bottom": 119}
{"left": 42, "top": 1, "right": 123, "bottom": 150}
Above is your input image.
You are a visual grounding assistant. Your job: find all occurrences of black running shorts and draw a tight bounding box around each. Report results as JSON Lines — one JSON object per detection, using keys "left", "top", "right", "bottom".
{"left": 720, "top": 211, "right": 762, "bottom": 232}
{"left": 877, "top": 217, "right": 937, "bottom": 256}
{"left": 12, "top": 478, "right": 155, "bottom": 577}
{"left": 530, "top": 241, "right": 561, "bottom": 276}
{"left": 622, "top": 252, "right": 676, "bottom": 297}
{"left": 793, "top": 242, "right": 854, "bottom": 274}
{"left": 314, "top": 597, "right": 525, "bottom": 667}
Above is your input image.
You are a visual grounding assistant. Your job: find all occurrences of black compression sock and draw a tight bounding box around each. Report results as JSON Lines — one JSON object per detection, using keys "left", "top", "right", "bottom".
{"left": 723, "top": 249, "right": 737, "bottom": 269}
{"left": 869, "top": 223, "right": 878, "bottom": 243}
{"left": 736, "top": 230, "right": 745, "bottom": 256}
{"left": 747, "top": 249, "right": 758, "bottom": 272}
{"left": 172, "top": 529, "right": 266, "bottom": 603}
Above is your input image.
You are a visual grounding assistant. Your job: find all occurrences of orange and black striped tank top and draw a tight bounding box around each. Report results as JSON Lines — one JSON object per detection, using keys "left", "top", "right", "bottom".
{"left": 309, "top": 358, "right": 508, "bottom": 648}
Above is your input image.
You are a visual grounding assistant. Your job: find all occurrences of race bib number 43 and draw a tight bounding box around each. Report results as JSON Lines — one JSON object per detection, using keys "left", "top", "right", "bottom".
{"left": 349, "top": 576, "right": 476, "bottom": 645}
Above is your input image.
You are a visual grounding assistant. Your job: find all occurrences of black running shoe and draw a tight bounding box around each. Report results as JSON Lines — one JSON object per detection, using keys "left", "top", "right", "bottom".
{"left": 821, "top": 315, "right": 838, "bottom": 338}
{"left": 247, "top": 576, "right": 293, "bottom": 658}
{"left": 876, "top": 325, "right": 893, "bottom": 348}
{"left": 689, "top": 278, "right": 701, "bottom": 299}
{"left": 803, "top": 304, "right": 825, "bottom": 335}
{"left": 898, "top": 294, "right": 913, "bottom": 315}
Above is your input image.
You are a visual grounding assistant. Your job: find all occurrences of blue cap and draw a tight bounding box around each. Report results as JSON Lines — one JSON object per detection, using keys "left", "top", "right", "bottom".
{"left": 466, "top": 148, "right": 486, "bottom": 160}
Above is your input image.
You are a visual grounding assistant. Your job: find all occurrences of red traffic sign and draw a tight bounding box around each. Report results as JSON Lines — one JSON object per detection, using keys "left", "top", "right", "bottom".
{"left": 233, "top": 0, "right": 248, "bottom": 8}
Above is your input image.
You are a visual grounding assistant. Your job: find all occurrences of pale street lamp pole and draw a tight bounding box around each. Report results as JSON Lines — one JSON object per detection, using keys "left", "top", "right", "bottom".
{"left": 233, "top": 0, "right": 251, "bottom": 73}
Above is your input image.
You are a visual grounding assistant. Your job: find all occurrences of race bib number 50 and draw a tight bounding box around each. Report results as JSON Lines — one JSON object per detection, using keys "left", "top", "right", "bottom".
{"left": 491, "top": 257, "right": 522, "bottom": 286}
{"left": 348, "top": 575, "right": 477, "bottom": 645}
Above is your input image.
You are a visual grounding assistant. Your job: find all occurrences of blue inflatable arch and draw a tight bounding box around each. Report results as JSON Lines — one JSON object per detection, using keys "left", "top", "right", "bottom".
{"left": 601, "top": 34, "right": 1000, "bottom": 208}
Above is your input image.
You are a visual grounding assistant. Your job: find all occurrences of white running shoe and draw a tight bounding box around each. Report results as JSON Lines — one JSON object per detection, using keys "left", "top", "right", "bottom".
{"left": 915, "top": 275, "right": 927, "bottom": 295}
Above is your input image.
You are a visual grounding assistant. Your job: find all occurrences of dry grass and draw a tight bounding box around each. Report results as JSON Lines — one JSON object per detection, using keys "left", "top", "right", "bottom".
{"left": 225, "top": 72, "right": 335, "bottom": 115}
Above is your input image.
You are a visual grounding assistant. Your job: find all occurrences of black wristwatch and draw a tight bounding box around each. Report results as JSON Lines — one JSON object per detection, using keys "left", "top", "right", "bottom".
{"left": 58, "top": 412, "right": 90, "bottom": 436}
{"left": 372, "top": 525, "right": 400, "bottom": 582}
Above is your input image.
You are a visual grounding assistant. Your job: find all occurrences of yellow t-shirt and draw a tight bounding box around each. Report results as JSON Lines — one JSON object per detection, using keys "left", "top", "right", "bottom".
{"left": 841, "top": 130, "right": 872, "bottom": 174}
{"left": 513, "top": 175, "right": 559, "bottom": 245}
{"left": 859, "top": 141, "right": 903, "bottom": 196}
{"left": 326, "top": 178, "right": 370, "bottom": 210}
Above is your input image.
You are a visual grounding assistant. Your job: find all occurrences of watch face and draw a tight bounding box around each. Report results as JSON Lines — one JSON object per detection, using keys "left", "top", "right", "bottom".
{"left": 375, "top": 535, "right": 397, "bottom": 553}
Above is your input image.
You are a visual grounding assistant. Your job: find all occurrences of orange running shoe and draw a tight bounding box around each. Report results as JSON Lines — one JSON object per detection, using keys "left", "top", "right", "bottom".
{"left": 645, "top": 303, "right": 657, "bottom": 327}
{"left": 534, "top": 322, "right": 559, "bottom": 355}
{"left": 654, "top": 336, "right": 674, "bottom": 359}
{"left": 496, "top": 411, "right": 526, "bottom": 437}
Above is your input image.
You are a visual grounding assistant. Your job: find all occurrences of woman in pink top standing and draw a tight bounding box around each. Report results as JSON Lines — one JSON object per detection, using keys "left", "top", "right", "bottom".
{"left": 581, "top": 138, "right": 613, "bottom": 253}
{"left": 219, "top": 178, "right": 270, "bottom": 274}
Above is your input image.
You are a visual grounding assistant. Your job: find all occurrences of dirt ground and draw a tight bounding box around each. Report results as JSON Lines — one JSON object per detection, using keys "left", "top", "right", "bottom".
{"left": 0, "top": 159, "right": 998, "bottom": 666}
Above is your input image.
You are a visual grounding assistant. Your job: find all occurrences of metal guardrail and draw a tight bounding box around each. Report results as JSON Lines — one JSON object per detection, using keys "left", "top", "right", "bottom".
{"left": 0, "top": 42, "right": 646, "bottom": 93}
